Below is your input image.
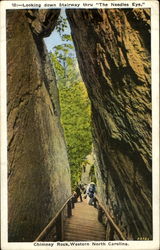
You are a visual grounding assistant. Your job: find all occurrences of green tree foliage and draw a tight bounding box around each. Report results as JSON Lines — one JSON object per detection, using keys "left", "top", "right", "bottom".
{"left": 59, "top": 82, "right": 92, "bottom": 186}
{"left": 50, "top": 36, "right": 81, "bottom": 87}
{"left": 50, "top": 15, "right": 92, "bottom": 186}
{"left": 55, "top": 16, "right": 68, "bottom": 35}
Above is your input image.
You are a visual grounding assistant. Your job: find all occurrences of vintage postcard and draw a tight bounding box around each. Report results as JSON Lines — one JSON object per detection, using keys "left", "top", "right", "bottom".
{"left": 0, "top": 1, "right": 159, "bottom": 250}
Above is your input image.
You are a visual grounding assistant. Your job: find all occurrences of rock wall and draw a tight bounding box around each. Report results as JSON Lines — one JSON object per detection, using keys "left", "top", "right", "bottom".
{"left": 7, "top": 10, "right": 71, "bottom": 242}
{"left": 66, "top": 9, "right": 152, "bottom": 240}
{"left": 7, "top": 8, "right": 152, "bottom": 242}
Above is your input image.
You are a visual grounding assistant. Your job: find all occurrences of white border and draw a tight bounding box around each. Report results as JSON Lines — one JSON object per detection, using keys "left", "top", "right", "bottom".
{"left": 0, "top": 1, "right": 159, "bottom": 250}
{"left": 0, "top": 2, "right": 8, "bottom": 249}
{"left": 0, "top": 0, "right": 159, "bottom": 9}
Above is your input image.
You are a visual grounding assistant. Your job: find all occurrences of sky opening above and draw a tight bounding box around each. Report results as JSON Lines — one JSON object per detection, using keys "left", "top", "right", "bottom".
{"left": 44, "top": 9, "right": 72, "bottom": 52}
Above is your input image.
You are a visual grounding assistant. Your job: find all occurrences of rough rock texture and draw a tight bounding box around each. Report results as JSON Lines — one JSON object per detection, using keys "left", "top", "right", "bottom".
{"left": 7, "top": 8, "right": 152, "bottom": 242}
{"left": 7, "top": 10, "right": 71, "bottom": 242}
{"left": 66, "top": 9, "right": 151, "bottom": 240}
{"left": 26, "top": 9, "right": 59, "bottom": 37}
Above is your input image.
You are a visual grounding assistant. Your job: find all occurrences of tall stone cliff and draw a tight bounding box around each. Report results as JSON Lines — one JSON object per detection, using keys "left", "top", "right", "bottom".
{"left": 66, "top": 9, "right": 151, "bottom": 240}
{"left": 7, "top": 8, "right": 152, "bottom": 242}
{"left": 7, "top": 10, "right": 71, "bottom": 242}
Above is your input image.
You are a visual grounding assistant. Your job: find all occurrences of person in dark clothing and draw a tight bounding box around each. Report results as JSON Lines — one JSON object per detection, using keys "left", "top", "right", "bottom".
{"left": 73, "top": 191, "right": 77, "bottom": 203}
{"left": 75, "top": 185, "right": 83, "bottom": 202}
{"left": 80, "top": 183, "right": 86, "bottom": 194}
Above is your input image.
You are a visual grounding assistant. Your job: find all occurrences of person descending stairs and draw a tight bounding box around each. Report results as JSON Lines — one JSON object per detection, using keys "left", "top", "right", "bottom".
{"left": 35, "top": 182, "right": 106, "bottom": 242}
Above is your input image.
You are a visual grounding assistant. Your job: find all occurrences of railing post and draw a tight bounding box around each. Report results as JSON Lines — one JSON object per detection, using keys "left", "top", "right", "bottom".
{"left": 67, "top": 199, "right": 72, "bottom": 217}
{"left": 98, "top": 204, "right": 103, "bottom": 223}
{"left": 56, "top": 211, "right": 64, "bottom": 241}
{"left": 95, "top": 195, "right": 126, "bottom": 240}
{"left": 109, "top": 224, "right": 114, "bottom": 240}
{"left": 34, "top": 195, "right": 73, "bottom": 242}
{"left": 71, "top": 197, "right": 75, "bottom": 208}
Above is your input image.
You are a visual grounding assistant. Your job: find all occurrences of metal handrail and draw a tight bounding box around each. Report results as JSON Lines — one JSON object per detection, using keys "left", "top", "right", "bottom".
{"left": 95, "top": 195, "right": 127, "bottom": 240}
{"left": 35, "top": 194, "right": 74, "bottom": 241}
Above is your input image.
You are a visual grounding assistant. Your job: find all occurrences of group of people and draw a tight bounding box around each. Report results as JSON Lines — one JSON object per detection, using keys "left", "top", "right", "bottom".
{"left": 73, "top": 182, "right": 96, "bottom": 206}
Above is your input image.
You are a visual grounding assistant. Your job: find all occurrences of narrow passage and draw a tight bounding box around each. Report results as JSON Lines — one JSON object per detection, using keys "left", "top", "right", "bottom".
{"left": 64, "top": 200, "right": 106, "bottom": 241}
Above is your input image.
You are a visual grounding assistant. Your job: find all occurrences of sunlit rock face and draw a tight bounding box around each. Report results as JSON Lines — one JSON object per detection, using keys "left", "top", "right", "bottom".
{"left": 7, "top": 10, "right": 71, "bottom": 242}
{"left": 67, "top": 9, "right": 151, "bottom": 240}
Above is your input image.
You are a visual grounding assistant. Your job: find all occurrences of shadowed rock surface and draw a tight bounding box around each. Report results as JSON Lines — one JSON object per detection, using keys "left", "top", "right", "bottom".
{"left": 66, "top": 9, "right": 151, "bottom": 240}
{"left": 7, "top": 8, "right": 152, "bottom": 242}
{"left": 7, "top": 10, "right": 71, "bottom": 242}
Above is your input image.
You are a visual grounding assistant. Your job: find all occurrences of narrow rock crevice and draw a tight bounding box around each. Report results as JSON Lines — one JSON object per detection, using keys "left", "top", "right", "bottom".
{"left": 7, "top": 8, "right": 152, "bottom": 241}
